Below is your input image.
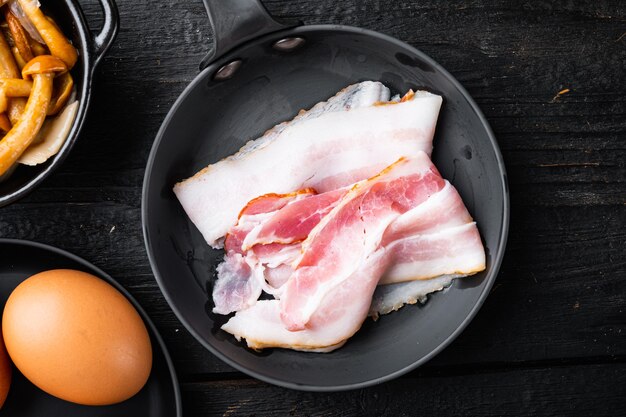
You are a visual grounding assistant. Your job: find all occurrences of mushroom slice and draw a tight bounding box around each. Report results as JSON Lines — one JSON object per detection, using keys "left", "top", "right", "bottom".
{"left": 0, "top": 55, "right": 66, "bottom": 175}
{"left": 7, "top": 97, "right": 25, "bottom": 125}
{"left": 8, "top": 0, "right": 43, "bottom": 44}
{"left": 0, "top": 160, "right": 16, "bottom": 182}
{"left": 18, "top": 99, "right": 77, "bottom": 165}
{"left": 16, "top": 0, "right": 77, "bottom": 69}
{"left": 29, "top": 36, "right": 46, "bottom": 56}
{"left": 1, "top": 78, "right": 32, "bottom": 96}
{"left": 0, "top": 28, "right": 28, "bottom": 123}
{"left": 0, "top": 113, "right": 11, "bottom": 133}
{"left": 47, "top": 71, "right": 72, "bottom": 115}
{"left": 10, "top": 45, "right": 26, "bottom": 69}
{"left": 5, "top": 7, "right": 33, "bottom": 62}
{"left": 0, "top": 78, "right": 32, "bottom": 113}
{"left": 0, "top": 28, "right": 19, "bottom": 77}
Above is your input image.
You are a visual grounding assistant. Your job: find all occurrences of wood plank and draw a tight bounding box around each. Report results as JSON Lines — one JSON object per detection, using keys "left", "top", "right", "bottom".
{"left": 181, "top": 363, "right": 626, "bottom": 416}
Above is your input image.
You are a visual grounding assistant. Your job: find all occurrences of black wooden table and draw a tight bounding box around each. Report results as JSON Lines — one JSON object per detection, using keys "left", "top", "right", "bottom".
{"left": 1, "top": 0, "right": 624, "bottom": 415}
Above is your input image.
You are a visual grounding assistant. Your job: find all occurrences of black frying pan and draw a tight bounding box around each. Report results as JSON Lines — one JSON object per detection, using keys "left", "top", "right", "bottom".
{"left": 143, "top": 0, "right": 509, "bottom": 391}
{"left": 0, "top": 0, "right": 119, "bottom": 206}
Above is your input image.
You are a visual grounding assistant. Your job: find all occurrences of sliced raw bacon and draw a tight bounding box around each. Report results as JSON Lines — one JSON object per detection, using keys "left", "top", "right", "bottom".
{"left": 172, "top": 78, "right": 489, "bottom": 352}
{"left": 221, "top": 153, "right": 486, "bottom": 350}
{"left": 242, "top": 188, "right": 346, "bottom": 249}
{"left": 224, "top": 189, "right": 316, "bottom": 254}
{"left": 174, "top": 82, "right": 443, "bottom": 248}
{"left": 378, "top": 181, "right": 485, "bottom": 284}
{"left": 379, "top": 181, "right": 473, "bottom": 245}
{"left": 380, "top": 222, "right": 485, "bottom": 285}
{"left": 221, "top": 300, "right": 347, "bottom": 352}
{"left": 214, "top": 187, "right": 346, "bottom": 314}
{"left": 212, "top": 253, "right": 259, "bottom": 315}
{"left": 222, "top": 250, "right": 389, "bottom": 352}
{"left": 214, "top": 190, "right": 314, "bottom": 314}
{"left": 279, "top": 154, "right": 445, "bottom": 331}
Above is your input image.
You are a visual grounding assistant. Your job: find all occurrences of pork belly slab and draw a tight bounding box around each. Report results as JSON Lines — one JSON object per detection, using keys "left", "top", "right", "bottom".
{"left": 221, "top": 154, "right": 486, "bottom": 351}
{"left": 174, "top": 81, "right": 443, "bottom": 248}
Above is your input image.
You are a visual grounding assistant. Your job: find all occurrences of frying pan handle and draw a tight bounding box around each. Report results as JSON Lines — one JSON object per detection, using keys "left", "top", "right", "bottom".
{"left": 91, "top": 0, "right": 120, "bottom": 67}
{"left": 200, "top": 0, "right": 297, "bottom": 69}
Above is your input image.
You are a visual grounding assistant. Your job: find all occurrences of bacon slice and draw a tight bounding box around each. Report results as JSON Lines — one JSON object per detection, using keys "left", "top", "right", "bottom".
{"left": 279, "top": 154, "right": 445, "bottom": 331}
{"left": 222, "top": 249, "right": 389, "bottom": 352}
{"left": 221, "top": 153, "right": 486, "bottom": 351}
{"left": 212, "top": 253, "right": 259, "bottom": 315}
{"left": 213, "top": 190, "right": 314, "bottom": 315}
{"left": 242, "top": 188, "right": 346, "bottom": 249}
{"left": 380, "top": 222, "right": 485, "bottom": 285}
{"left": 221, "top": 300, "right": 347, "bottom": 352}
{"left": 224, "top": 189, "right": 316, "bottom": 254}
{"left": 214, "top": 187, "right": 347, "bottom": 314}
{"left": 378, "top": 181, "right": 485, "bottom": 284}
{"left": 174, "top": 82, "right": 443, "bottom": 248}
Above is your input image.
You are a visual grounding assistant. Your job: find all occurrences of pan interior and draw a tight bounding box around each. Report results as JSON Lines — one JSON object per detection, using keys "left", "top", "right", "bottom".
{"left": 144, "top": 26, "right": 507, "bottom": 390}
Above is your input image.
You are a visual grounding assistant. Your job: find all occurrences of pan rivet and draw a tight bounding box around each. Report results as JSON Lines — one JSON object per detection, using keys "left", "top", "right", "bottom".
{"left": 213, "top": 60, "right": 243, "bottom": 81}
{"left": 273, "top": 37, "right": 306, "bottom": 52}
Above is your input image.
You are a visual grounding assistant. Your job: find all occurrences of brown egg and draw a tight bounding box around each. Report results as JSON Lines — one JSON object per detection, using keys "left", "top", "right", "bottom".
{"left": 0, "top": 332, "right": 11, "bottom": 409}
{"left": 2, "top": 269, "right": 152, "bottom": 406}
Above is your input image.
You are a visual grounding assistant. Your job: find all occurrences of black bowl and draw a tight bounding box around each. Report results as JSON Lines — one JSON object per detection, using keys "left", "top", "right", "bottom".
{"left": 0, "top": 238, "right": 181, "bottom": 416}
{"left": 0, "top": 0, "right": 119, "bottom": 206}
{"left": 143, "top": 23, "right": 509, "bottom": 391}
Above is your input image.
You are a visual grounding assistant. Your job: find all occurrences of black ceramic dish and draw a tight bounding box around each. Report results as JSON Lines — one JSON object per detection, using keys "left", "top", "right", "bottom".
{"left": 143, "top": 0, "right": 509, "bottom": 391}
{"left": 0, "top": 0, "right": 119, "bottom": 206}
{"left": 0, "top": 239, "right": 182, "bottom": 416}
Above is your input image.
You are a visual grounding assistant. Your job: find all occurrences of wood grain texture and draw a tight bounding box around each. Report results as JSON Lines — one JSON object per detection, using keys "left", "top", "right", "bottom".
{"left": 0, "top": 0, "right": 624, "bottom": 413}
{"left": 182, "top": 363, "right": 626, "bottom": 417}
